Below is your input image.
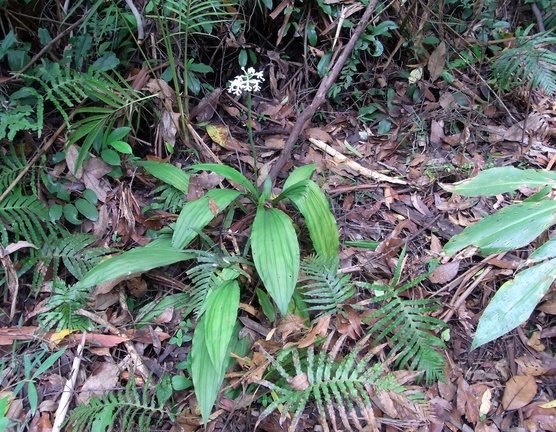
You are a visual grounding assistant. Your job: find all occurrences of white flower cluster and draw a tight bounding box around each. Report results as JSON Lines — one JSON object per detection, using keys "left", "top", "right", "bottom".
{"left": 228, "top": 67, "right": 265, "bottom": 96}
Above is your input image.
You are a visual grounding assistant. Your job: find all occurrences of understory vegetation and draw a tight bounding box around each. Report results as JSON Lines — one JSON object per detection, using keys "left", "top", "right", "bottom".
{"left": 0, "top": 0, "right": 555, "bottom": 430}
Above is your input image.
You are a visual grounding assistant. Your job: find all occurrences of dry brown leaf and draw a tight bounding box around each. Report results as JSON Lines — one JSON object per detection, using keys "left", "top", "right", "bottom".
{"left": 427, "top": 41, "right": 447, "bottom": 82}
{"left": 430, "top": 119, "right": 445, "bottom": 148}
{"left": 524, "top": 402, "right": 556, "bottom": 431}
{"left": 0, "top": 326, "right": 39, "bottom": 345}
{"left": 276, "top": 315, "right": 307, "bottom": 341}
{"left": 287, "top": 373, "right": 309, "bottom": 391}
{"left": 502, "top": 375, "right": 538, "bottom": 410}
{"left": 77, "top": 362, "right": 120, "bottom": 404}
{"left": 527, "top": 331, "right": 546, "bottom": 352}
{"left": 298, "top": 315, "right": 330, "bottom": 348}
{"left": 428, "top": 261, "right": 460, "bottom": 284}
{"left": 457, "top": 378, "right": 489, "bottom": 423}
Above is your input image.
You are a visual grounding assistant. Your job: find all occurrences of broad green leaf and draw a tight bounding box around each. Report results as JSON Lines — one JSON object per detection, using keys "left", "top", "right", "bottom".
{"left": 136, "top": 160, "right": 190, "bottom": 193}
{"left": 189, "top": 163, "right": 258, "bottom": 197}
{"left": 172, "top": 189, "right": 240, "bottom": 249}
{"left": 251, "top": 207, "right": 299, "bottom": 316}
{"left": 106, "top": 126, "right": 130, "bottom": 143}
{"left": 190, "top": 320, "right": 237, "bottom": 423}
{"left": 529, "top": 237, "right": 556, "bottom": 263}
{"left": 441, "top": 167, "right": 556, "bottom": 197}
{"left": 109, "top": 140, "right": 133, "bottom": 154}
{"left": 63, "top": 203, "right": 81, "bottom": 225}
{"left": 283, "top": 180, "right": 339, "bottom": 262}
{"left": 203, "top": 280, "right": 239, "bottom": 371}
{"left": 443, "top": 200, "right": 556, "bottom": 256}
{"left": 282, "top": 164, "right": 316, "bottom": 190}
{"left": 76, "top": 248, "right": 196, "bottom": 289}
{"left": 472, "top": 258, "right": 556, "bottom": 350}
{"left": 74, "top": 198, "right": 98, "bottom": 221}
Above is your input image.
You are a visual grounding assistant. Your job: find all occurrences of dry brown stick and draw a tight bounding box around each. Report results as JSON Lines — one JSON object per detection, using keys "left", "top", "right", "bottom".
{"left": 268, "top": 0, "right": 380, "bottom": 184}
{"left": 76, "top": 309, "right": 151, "bottom": 380}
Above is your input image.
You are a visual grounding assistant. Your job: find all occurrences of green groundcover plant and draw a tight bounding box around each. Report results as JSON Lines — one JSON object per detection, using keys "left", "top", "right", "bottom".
{"left": 74, "top": 67, "right": 339, "bottom": 422}
{"left": 441, "top": 166, "right": 556, "bottom": 349}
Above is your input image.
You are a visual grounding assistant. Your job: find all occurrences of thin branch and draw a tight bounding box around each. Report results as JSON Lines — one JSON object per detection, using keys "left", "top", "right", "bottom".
{"left": 268, "top": 0, "right": 380, "bottom": 184}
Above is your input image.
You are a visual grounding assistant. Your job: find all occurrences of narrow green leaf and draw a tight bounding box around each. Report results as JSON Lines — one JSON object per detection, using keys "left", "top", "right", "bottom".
{"left": 137, "top": 160, "right": 190, "bottom": 193}
{"left": 472, "top": 258, "right": 556, "bottom": 350}
{"left": 203, "top": 280, "right": 239, "bottom": 371}
{"left": 27, "top": 382, "right": 38, "bottom": 415}
{"left": 251, "top": 207, "right": 300, "bottom": 316}
{"left": 256, "top": 288, "right": 276, "bottom": 322}
{"left": 32, "top": 348, "right": 66, "bottom": 378}
{"left": 189, "top": 163, "right": 258, "bottom": 197}
{"left": 441, "top": 167, "right": 556, "bottom": 197}
{"left": 529, "top": 237, "right": 556, "bottom": 263}
{"left": 75, "top": 248, "right": 196, "bottom": 289}
{"left": 172, "top": 189, "right": 240, "bottom": 249}
{"left": 443, "top": 200, "right": 556, "bottom": 256}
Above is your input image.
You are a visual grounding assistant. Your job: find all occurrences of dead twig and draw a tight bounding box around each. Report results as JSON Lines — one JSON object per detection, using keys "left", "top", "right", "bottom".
{"left": 76, "top": 309, "right": 151, "bottom": 380}
{"left": 53, "top": 332, "right": 86, "bottom": 432}
{"left": 268, "top": 0, "right": 380, "bottom": 184}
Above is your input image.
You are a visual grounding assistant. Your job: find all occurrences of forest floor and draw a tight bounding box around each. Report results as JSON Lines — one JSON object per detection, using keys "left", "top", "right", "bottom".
{"left": 2, "top": 1, "right": 556, "bottom": 431}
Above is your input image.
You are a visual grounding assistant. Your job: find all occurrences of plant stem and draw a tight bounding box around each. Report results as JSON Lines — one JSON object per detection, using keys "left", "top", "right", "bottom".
{"left": 246, "top": 92, "right": 258, "bottom": 187}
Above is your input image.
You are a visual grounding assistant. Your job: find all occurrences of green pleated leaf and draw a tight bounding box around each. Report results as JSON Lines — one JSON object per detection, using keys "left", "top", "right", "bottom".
{"left": 172, "top": 189, "right": 241, "bottom": 249}
{"left": 281, "top": 180, "right": 339, "bottom": 263}
{"left": 440, "top": 167, "right": 556, "bottom": 197}
{"left": 191, "top": 319, "right": 238, "bottom": 423}
{"left": 282, "top": 164, "right": 316, "bottom": 190}
{"left": 76, "top": 248, "right": 196, "bottom": 289}
{"left": 443, "top": 200, "right": 556, "bottom": 256}
{"left": 136, "top": 160, "right": 191, "bottom": 193}
{"left": 203, "top": 280, "right": 239, "bottom": 371}
{"left": 529, "top": 237, "right": 556, "bottom": 263}
{"left": 251, "top": 207, "right": 299, "bottom": 316}
{"left": 472, "top": 258, "right": 556, "bottom": 350}
{"left": 189, "top": 163, "right": 258, "bottom": 197}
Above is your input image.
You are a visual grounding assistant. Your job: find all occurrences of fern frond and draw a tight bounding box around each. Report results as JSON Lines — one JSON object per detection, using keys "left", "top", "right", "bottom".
{"left": 65, "top": 376, "right": 171, "bottom": 432}
{"left": 299, "top": 256, "right": 355, "bottom": 321}
{"left": 363, "top": 249, "right": 447, "bottom": 384}
{"left": 38, "top": 279, "right": 91, "bottom": 331}
{"left": 255, "top": 344, "right": 414, "bottom": 431}
{"left": 187, "top": 249, "right": 250, "bottom": 318}
{"left": 0, "top": 194, "right": 49, "bottom": 246}
{"left": 492, "top": 32, "right": 556, "bottom": 95}
{"left": 29, "top": 232, "right": 112, "bottom": 290}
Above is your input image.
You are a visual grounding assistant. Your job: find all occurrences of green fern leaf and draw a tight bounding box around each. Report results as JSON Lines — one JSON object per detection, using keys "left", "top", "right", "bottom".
{"left": 255, "top": 345, "right": 413, "bottom": 431}
{"left": 364, "top": 249, "right": 447, "bottom": 384}
{"left": 0, "top": 194, "right": 49, "bottom": 246}
{"left": 65, "top": 376, "right": 171, "bottom": 432}
{"left": 299, "top": 256, "right": 355, "bottom": 321}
